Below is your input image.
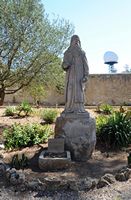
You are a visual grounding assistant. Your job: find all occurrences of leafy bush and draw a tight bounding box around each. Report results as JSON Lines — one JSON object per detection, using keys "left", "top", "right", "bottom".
{"left": 3, "top": 123, "right": 53, "bottom": 150}
{"left": 4, "top": 106, "right": 16, "bottom": 116}
{"left": 96, "top": 111, "right": 131, "bottom": 149}
{"left": 41, "top": 108, "right": 58, "bottom": 124}
{"left": 96, "top": 115, "right": 109, "bottom": 135}
{"left": 16, "top": 101, "right": 32, "bottom": 116}
{"left": 100, "top": 104, "right": 113, "bottom": 114}
{"left": 126, "top": 109, "right": 131, "bottom": 120}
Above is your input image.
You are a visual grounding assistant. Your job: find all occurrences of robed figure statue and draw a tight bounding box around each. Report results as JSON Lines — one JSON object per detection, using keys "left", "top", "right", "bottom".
{"left": 62, "top": 35, "right": 89, "bottom": 114}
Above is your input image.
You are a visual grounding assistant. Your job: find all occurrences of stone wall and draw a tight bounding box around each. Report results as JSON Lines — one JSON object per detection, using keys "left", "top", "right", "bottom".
{"left": 85, "top": 74, "right": 131, "bottom": 105}
{"left": 4, "top": 74, "right": 131, "bottom": 106}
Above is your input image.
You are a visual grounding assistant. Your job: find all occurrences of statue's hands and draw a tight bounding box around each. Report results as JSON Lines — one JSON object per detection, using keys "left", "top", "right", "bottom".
{"left": 82, "top": 76, "right": 88, "bottom": 83}
{"left": 62, "top": 61, "right": 71, "bottom": 71}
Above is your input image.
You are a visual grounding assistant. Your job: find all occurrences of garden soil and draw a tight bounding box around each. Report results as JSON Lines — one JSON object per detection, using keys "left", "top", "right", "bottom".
{"left": 0, "top": 107, "right": 131, "bottom": 200}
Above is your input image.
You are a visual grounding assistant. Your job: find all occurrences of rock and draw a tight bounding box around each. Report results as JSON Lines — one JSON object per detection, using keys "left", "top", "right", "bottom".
{"left": 69, "top": 178, "right": 97, "bottom": 191}
{"left": 5, "top": 167, "right": 26, "bottom": 186}
{"left": 19, "top": 184, "right": 27, "bottom": 192}
{"left": 44, "top": 177, "right": 68, "bottom": 191}
{"left": 102, "top": 173, "right": 116, "bottom": 184}
{"left": 97, "top": 177, "right": 110, "bottom": 189}
{"left": 27, "top": 179, "right": 46, "bottom": 191}
{"left": 10, "top": 175, "right": 18, "bottom": 185}
{"left": 0, "top": 154, "right": 3, "bottom": 159}
{"left": 115, "top": 172, "right": 127, "bottom": 182}
{"left": 0, "top": 162, "right": 6, "bottom": 176}
{"left": 0, "top": 144, "right": 5, "bottom": 149}
{"left": 124, "top": 168, "right": 131, "bottom": 180}
{"left": 39, "top": 150, "right": 71, "bottom": 171}
{"left": 78, "top": 178, "right": 95, "bottom": 191}
{"left": 120, "top": 167, "right": 131, "bottom": 180}
{"left": 116, "top": 167, "right": 131, "bottom": 181}
{"left": 55, "top": 114, "right": 96, "bottom": 161}
{"left": 69, "top": 180, "right": 78, "bottom": 191}
{"left": 5, "top": 168, "right": 12, "bottom": 180}
{"left": 17, "top": 173, "right": 25, "bottom": 184}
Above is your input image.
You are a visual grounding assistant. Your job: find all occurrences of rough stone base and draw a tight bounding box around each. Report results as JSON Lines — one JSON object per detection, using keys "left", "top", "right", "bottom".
{"left": 55, "top": 112, "right": 96, "bottom": 161}
{"left": 38, "top": 150, "right": 71, "bottom": 171}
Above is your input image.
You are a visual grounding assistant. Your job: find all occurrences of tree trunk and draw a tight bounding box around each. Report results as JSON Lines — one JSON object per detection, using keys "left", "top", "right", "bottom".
{"left": 0, "top": 89, "right": 5, "bottom": 106}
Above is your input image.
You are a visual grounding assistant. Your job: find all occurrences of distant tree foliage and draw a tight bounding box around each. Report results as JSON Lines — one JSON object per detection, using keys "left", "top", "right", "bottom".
{"left": 23, "top": 56, "right": 65, "bottom": 105}
{"left": 0, "top": 0, "right": 74, "bottom": 105}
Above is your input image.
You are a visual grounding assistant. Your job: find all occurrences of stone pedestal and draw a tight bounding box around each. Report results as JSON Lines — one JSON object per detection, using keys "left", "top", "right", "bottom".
{"left": 55, "top": 112, "right": 96, "bottom": 161}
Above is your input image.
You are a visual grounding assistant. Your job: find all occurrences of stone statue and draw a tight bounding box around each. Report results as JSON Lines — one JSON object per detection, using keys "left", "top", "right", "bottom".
{"left": 55, "top": 35, "right": 96, "bottom": 161}
{"left": 62, "top": 35, "right": 89, "bottom": 113}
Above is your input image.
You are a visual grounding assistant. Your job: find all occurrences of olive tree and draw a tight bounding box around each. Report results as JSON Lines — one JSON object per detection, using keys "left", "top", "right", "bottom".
{"left": 0, "top": 0, "right": 74, "bottom": 105}
{"left": 26, "top": 57, "right": 65, "bottom": 104}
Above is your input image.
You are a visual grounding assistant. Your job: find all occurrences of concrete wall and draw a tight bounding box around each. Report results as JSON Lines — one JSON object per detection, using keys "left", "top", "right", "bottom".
{"left": 4, "top": 74, "right": 131, "bottom": 106}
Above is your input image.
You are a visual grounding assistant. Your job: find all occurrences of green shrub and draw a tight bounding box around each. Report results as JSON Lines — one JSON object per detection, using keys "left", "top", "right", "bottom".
{"left": 11, "top": 154, "right": 29, "bottom": 170}
{"left": 16, "top": 101, "right": 32, "bottom": 116}
{"left": 96, "top": 115, "right": 109, "bottom": 135}
{"left": 3, "top": 123, "right": 53, "bottom": 150}
{"left": 126, "top": 109, "right": 131, "bottom": 120}
{"left": 41, "top": 108, "right": 58, "bottom": 124}
{"left": 4, "top": 106, "right": 16, "bottom": 116}
{"left": 100, "top": 104, "right": 113, "bottom": 114}
{"left": 97, "top": 111, "right": 131, "bottom": 149}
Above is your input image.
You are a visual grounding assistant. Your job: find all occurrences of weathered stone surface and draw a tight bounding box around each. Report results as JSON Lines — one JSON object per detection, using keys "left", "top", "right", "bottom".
{"left": 38, "top": 150, "right": 71, "bottom": 171}
{"left": 102, "top": 173, "right": 116, "bottom": 184}
{"left": 48, "top": 138, "right": 64, "bottom": 153}
{"left": 97, "top": 177, "right": 110, "bottom": 189}
{"left": 115, "top": 172, "right": 127, "bottom": 182}
{"left": 0, "top": 162, "right": 6, "bottom": 176}
{"left": 62, "top": 35, "right": 89, "bottom": 114}
{"left": 44, "top": 177, "right": 68, "bottom": 191}
{"left": 68, "top": 178, "right": 97, "bottom": 191}
{"left": 27, "top": 179, "right": 46, "bottom": 191}
{"left": 55, "top": 113, "right": 96, "bottom": 161}
{"left": 115, "top": 167, "right": 131, "bottom": 181}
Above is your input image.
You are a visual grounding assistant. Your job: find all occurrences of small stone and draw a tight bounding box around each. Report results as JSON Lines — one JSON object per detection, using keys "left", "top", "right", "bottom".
{"left": 5, "top": 169, "right": 11, "bottom": 180}
{"left": 9, "top": 168, "right": 16, "bottom": 175}
{"left": 78, "top": 178, "right": 94, "bottom": 191}
{"left": 97, "top": 177, "right": 110, "bottom": 189}
{"left": 91, "top": 180, "right": 97, "bottom": 189}
{"left": 102, "top": 173, "right": 116, "bottom": 184}
{"left": 121, "top": 168, "right": 131, "bottom": 180}
{"left": 17, "top": 173, "right": 25, "bottom": 184}
{"left": 0, "top": 154, "right": 3, "bottom": 159}
{"left": 0, "top": 144, "right": 5, "bottom": 149}
{"left": 0, "top": 163, "right": 6, "bottom": 176}
{"left": 19, "top": 184, "right": 27, "bottom": 192}
{"left": 115, "top": 172, "right": 127, "bottom": 182}
{"left": 27, "top": 180, "right": 40, "bottom": 190}
{"left": 69, "top": 180, "right": 78, "bottom": 191}
{"left": 10, "top": 176, "right": 18, "bottom": 185}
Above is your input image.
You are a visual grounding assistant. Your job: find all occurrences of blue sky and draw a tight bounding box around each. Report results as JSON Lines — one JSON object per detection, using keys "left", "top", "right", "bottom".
{"left": 42, "top": 0, "right": 131, "bottom": 74}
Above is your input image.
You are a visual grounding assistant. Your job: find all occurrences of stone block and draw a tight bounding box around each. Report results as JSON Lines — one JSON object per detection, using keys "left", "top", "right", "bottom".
{"left": 38, "top": 150, "right": 71, "bottom": 171}
{"left": 48, "top": 138, "right": 64, "bottom": 153}
{"left": 55, "top": 113, "right": 96, "bottom": 161}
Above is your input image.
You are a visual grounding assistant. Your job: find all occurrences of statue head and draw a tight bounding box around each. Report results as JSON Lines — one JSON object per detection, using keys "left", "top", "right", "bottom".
{"left": 70, "top": 35, "right": 81, "bottom": 47}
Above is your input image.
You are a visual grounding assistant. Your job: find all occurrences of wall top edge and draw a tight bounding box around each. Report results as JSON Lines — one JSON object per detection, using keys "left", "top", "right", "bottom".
{"left": 89, "top": 73, "right": 131, "bottom": 76}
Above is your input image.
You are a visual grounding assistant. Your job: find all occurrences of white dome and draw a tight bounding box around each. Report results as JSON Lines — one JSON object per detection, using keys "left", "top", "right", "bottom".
{"left": 104, "top": 51, "right": 118, "bottom": 63}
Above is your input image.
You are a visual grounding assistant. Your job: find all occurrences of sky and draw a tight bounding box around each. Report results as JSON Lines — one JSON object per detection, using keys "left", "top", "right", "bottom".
{"left": 42, "top": 0, "right": 131, "bottom": 74}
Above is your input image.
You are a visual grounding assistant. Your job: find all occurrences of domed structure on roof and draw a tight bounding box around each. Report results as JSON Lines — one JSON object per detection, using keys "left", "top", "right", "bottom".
{"left": 104, "top": 51, "right": 118, "bottom": 73}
